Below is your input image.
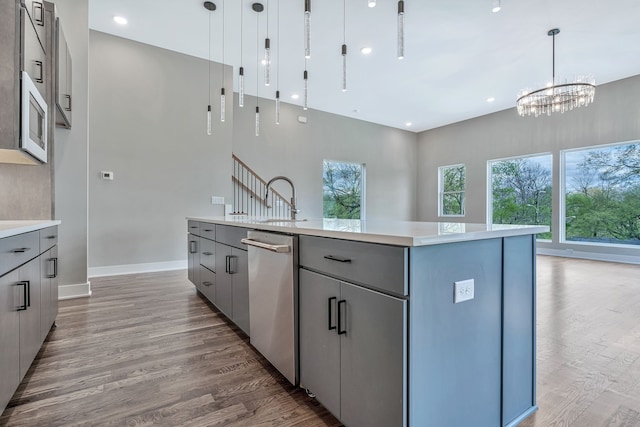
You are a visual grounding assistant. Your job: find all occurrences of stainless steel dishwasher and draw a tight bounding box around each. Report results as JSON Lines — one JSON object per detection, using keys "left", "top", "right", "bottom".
{"left": 241, "top": 230, "right": 297, "bottom": 385}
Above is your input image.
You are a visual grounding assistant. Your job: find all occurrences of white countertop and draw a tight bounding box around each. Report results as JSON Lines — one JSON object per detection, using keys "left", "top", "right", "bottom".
{"left": 0, "top": 220, "right": 61, "bottom": 239}
{"left": 187, "top": 216, "right": 549, "bottom": 247}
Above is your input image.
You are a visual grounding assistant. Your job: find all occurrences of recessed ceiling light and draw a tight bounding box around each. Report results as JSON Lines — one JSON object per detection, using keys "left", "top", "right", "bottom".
{"left": 291, "top": 94, "right": 300, "bottom": 100}
{"left": 368, "top": 0, "right": 376, "bottom": 7}
{"left": 360, "top": 47, "right": 372, "bottom": 55}
{"left": 405, "top": 122, "right": 412, "bottom": 127}
{"left": 487, "top": 97, "right": 495, "bottom": 103}
{"left": 113, "top": 16, "right": 128, "bottom": 25}
{"left": 492, "top": 0, "right": 501, "bottom": 12}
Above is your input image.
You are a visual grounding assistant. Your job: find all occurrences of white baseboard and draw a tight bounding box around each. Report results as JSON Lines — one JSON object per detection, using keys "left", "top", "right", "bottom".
{"left": 88, "top": 260, "right": 187, "bottom": 278}
{"left": 537, "top": 247, "right": 640, "bottom": 265}
{"left": 58, "top": 282, "right": 92, "bottom": 300}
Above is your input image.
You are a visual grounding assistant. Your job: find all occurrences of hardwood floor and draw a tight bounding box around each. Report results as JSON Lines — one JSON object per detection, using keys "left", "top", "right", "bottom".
{"left": 1, "top": 256, "right": 639, "bottom": 426}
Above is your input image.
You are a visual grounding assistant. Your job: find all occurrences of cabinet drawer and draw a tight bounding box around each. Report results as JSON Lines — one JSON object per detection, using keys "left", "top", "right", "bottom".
{"left": 200, "top": 223, "right": 216, "bottom": 241}
{"left": 299, "top": 235, "right": 408, "bottom": 296}
{"left": 199, "top": 238, "right": 216, "bottom": 272}
{"left": 21, "top": 1, "right": 47, "bottom": 53}
{"left": 39, "top": 226, "right": 57, "bottom": 252}
{"left": 216, "top": 225, "right": 248, "bottom": 250}
{"left": 200, "top": 266, "right": 216, "bottom": 304}
{"left": 21, "top": 8, "right": 46, "bottom": 97}
{"left": 187, "top": 220, "right": 200, "bottom": 236}
{"left": 0, "top": 231, "right": 40, "bottom": 277}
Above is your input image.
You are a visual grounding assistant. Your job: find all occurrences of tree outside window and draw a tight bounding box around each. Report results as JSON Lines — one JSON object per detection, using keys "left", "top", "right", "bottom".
{"left": 323, "top": 160, "right": 365, "bottom": 220}
{"left": 439, "top": 165, "right": 465, "bottom": 216}
{"left": 563, "top": 142, "right": 640, "bottom": 246}
{"left": 489, "top": 154, "right": 552, "bottom": 240}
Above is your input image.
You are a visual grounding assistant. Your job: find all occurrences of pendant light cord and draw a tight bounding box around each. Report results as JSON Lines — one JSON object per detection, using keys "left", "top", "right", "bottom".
{"left": 208, "top": 10, "right": 212, "bottom": 105}
{"left": 256, "top": 8, "right": 260, "bottom": 107}
{"left": 222, "top": 0, "right": 225, "bottom": 85}
{"left": 277, "top": 0, "right": 280, "bottom": 89}
{"left": 240, "top": 0, "right": 243, "bottom": 67}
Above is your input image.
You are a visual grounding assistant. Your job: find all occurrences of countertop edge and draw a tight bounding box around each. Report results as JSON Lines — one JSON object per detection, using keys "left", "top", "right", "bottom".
{"left": 0, "top": 220, "right": 62, "bottom": 239}
{"left": 187, "top": 216, "right": 548, "bottom": 247}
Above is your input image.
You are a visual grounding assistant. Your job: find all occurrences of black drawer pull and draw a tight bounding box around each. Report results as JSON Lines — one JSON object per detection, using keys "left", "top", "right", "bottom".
{"left": 65, "top": 94, "right": 72, "bottom": 112}
{"left": 328, "top": 297, "right": 337, "bottom": 331}
{"left": 189, "top": 241, "right": 197, "bottom": 254}
{"left": 13, "top": 248, "right": 30, "bottom": 253}
{"left": 52, "top": 257, "right": 58, "bottom": 278}
{"left": 203, "top": 281, "right": 213, "bottom": 287}
{"left": 202, "top": 252, "right": 213, "bottom": 256}
{"left": 189, "top": 226, "right": 198, "bottom": 229}
{"left": 17, "top": 281, "right": 28, "bottom": 311}
{"left": 34, "top": 60, "right": 44, "bottom": 83}
{"left": 204, "top": 229, "right": 213, "bottom": 232}
{"left": 324, "top": 255, "right": 352, "bottom": 263}
{"left": 46, "top": 235, "right": 56, "bottom": 239}
{"left": 33, "top": 1, "right": 44, "bottom": 26}
{"left": 338, "top": 300, "right": 347, "bottom": 335}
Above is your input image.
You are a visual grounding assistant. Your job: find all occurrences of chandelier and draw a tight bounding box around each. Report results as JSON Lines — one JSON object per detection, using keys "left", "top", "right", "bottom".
{"left": 517, "top": 28, "right": 595, "bottom": 117}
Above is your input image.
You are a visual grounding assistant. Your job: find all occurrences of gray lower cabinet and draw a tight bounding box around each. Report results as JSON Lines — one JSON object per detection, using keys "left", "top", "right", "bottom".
{"left": 215, "top": 243, "right": 249, "bottom": 334}
{"left": 40, "top": 246, "right": 57, "bottom": 342}
{"left": 0, "top": 269, "right": 20, "bottom": 412}
{"left": 187, "top": 233, "right": 199, "bottom": 285}
{"left": 299, "top": 269, "right": 406, "bottom": 427}
{"left": 17, "top": 257, "right": 41, "bottom": 379}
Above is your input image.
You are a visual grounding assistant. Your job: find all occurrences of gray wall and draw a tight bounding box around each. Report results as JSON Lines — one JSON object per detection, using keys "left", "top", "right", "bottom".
{"left": 232, "top": 95, "right": 417, "bottom": 221}
{"left": 88, "top": 31, "right": 233, "bottom": 269}
{"left": 417, "top": 75, "right": 640, "bottom": 260}
{"left": 53, "top": 0, "right": 90, "bottom": 289}
{"left": 88, "top": 31, "right": 417, "bottom": 270}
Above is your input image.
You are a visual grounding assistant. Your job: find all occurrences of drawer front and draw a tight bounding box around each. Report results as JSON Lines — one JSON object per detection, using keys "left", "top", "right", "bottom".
{"left": 199, "top": 237, "right": 216, "bottom": 272}
{"left": 299, "top": 235, "right": 408, "bottom": 296}
{"left": 0, "top": 231, "right": 40, "bottom": 277}
{"left": 200, "top": 223, "right": 216, "bottom": 241}
{"left": 216, "top": 225, "right": 248, "bottom": 250}
{"left": 200, "top": 266, "right": 216, "bottom": 304}
{"left": 22, "top": 1, "right": 47, "bottom": 53}
{"left": 39, "top": 226, "right": 58, "bottom": 252}
{"left": 187, "top": 220, "right": 200, "bottom": 236}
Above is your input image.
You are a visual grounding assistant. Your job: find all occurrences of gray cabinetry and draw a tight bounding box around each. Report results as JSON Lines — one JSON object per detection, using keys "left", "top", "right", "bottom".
{"left": 299, "top": 269, "right": 407, "bottom": 427}
{"left": 187, "top": 233, "right": 199, "bottom": 285}
{"left": 54, "top": 17, "right": 71, "bottom": 128}
{"left": 215, "top": 242, "right": 249, "bottom": 334}
{"left": 21, "top": 7, "right": 46, "bottom": 96}
{"left": 0, "top": 226, "right": 59, "bottom": 414}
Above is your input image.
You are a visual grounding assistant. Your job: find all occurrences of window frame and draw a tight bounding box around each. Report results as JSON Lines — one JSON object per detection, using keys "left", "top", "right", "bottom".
{"left": 438, "top": 164, "right": 466, "bottom": 217}
{"left": 322, "top": 159, "right": 366, "bottom": 220}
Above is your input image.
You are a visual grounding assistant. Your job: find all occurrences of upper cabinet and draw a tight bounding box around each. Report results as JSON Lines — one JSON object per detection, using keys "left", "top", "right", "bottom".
{"left": 55, "top": 17, "right": 71, "bottom": 129}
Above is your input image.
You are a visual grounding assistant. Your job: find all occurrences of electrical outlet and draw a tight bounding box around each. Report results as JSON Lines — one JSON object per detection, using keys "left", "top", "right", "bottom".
{"left": 101, "top": 171, "right": 114, "bottom": 180}
{"left": 453, "top": 279, "right": 474, "bottom": 304}
{"left": 211, "top": 196, "right": 225, "bottom": 205}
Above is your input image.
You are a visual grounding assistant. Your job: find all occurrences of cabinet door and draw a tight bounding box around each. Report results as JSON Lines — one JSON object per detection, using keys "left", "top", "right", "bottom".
{"left": 231, "top": 248, "right": 249, "bottom": 335}
{"left": 0, "top": 270, "right": 21, "bottom": 412}
{"left": 199, "top": 266, "right": 216, "bottom": 304}
{"left": 50, "top": 246, "right": 58, "bottom": 325}
{"left": 339, "top": 282, "right": 407, "bottom": 427}
{"left": 187, "top": 234, "right": 199, "bottom": 285}
{"left": 22, "top": 8, "right": 46, "bottom": 96}
{"left": 55, "top": 18, "right": 71, "bottom": 128}
{"left": 299, "top": 269, "right": 341, "bottom": 419}
{"left": 214, "top": 243, "right": 233, "bottom": 319}
{"left": 39, "top": 246, "right": 58, "bottom": 341}
{"left": 18, "top": 257, "right": 41, "bottom": 379}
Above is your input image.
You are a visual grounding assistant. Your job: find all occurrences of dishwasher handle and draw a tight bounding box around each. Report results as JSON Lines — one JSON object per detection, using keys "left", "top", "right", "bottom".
{"left": 241, "top": 238, "right": 291, "bottom": 253}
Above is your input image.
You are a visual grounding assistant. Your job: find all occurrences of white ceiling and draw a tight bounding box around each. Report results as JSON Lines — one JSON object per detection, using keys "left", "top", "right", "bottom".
{"left": 89, "top": 0, "right": 640, "bottom": 132}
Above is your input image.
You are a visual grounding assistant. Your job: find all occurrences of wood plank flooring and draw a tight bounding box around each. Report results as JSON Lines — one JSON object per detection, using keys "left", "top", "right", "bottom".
{"left": 1, "top": 256, "right": 639, "bottom": 426}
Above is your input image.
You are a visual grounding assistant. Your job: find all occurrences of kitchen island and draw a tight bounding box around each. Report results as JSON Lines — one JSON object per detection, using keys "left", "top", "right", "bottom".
{"left": 186, "top": 216, "right": 547, "bottom": 427}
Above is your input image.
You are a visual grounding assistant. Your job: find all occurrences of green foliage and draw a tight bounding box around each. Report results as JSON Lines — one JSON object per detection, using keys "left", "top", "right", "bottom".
{"left": 323, "top": 161, "right": 363, "bottom": 219}
{"left": 441, "top": 166, "right": 465, "bottom": 215}
{"left": 565, "top": 143, "right": 640, "bottom": 245}
{"left": 491, "top": 157, "right": 552, "bottom": 239}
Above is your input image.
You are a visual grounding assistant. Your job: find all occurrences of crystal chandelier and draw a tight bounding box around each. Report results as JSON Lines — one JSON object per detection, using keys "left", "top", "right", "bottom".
{"left": 517, "top": 28, "right": 595, "bottom": 117}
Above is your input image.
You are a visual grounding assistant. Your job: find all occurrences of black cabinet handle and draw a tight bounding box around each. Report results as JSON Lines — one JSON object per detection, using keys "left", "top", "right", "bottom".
{"left": 12, "top": 248, "right": 30, "bottom": 253}
{"left": 46, "top": 235, "right": 56, "bottom": 239}
{"left": 328, "top": 297, "right": 337, "bottom": 331}
{"left": 33, "top": 1, "right": 44, "bottom": 26}
{"left": 34, "top": 60, "right": 44, "bottom": 83}
{"left": 48, "top": 257, "right": 58, "bottom": 278}
{"left": 203, "top": 281, "right": 213, "bottom": 287}
{"left": 324, "top": 255, "right": 352, "bottom": 263}
{"left": 337, "top": 300, "right": 347, "bottom": 335}
{"left": 203, "top": 228, "right": 213, "bottom": 232}
{"left": 189, "top": 226, "right": 198, "bottom": 229}
{"left": 202, "top": 252, "right": 213, "bottom": 256}
{"left": 189, "top": 241, "right": 197, "bottom": 254}
{"left": 225, "top": 255, "right": 229, "bottom": 273}
{"left": 26, "top": 280, "right": 31, "bottom": 307}
{"left": 228, "top": 255, "right": 238, "bottom": 274}
{"left": 17, "top": 281, "right": 28, "bottom": 311}
{"left": 65, "top": 94, "right": 72, "bottom": 112}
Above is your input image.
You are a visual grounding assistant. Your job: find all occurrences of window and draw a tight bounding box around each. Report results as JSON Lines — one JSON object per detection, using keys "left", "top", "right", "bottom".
{"left": 489, "top": 154, "right": 552, "bottom": 240}
{"left": 563, "top": 142, "right": 640, "bottom": 247}
{"left": 323, "top": 160, "right": 365, "bottom": 220}
{"left": 438, "top": 164, "right": 465, "bottom": 216}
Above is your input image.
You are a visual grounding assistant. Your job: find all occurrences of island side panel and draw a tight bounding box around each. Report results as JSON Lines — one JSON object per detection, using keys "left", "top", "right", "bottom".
{"left": 409, "top": 238, "right": 503, "bottom": 427}
{"left": 502, "top": 234, "right": 537, "bottom": 426}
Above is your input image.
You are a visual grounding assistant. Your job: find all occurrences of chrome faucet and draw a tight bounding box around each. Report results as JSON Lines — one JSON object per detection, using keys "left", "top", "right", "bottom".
{"left": 265, "top": 176, "right": 301, "bottom": 220}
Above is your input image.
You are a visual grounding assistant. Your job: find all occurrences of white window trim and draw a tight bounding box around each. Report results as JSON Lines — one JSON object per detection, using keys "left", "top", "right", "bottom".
{"left": 438, "top": 164, "right": 466, "bottom": 217}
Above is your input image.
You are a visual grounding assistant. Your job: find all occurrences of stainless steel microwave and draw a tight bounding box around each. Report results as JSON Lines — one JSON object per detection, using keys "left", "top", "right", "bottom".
{"left": 21, "top": 71, "right": 48, "bottom": 163}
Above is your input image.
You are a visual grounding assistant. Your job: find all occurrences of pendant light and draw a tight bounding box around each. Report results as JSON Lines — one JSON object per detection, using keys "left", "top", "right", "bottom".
{"left": 264, "top": 0, "right": 271, "bottom": 86}
{"left": 204, "top": 2, "right": 216, "bottom": 135}
{"left": 253, "top": 3, "right": 263, "bottom": 136}
{"left": 303, "top": 61, "right": 308, "bottom": 110}
{"left": 239, "top": 0, "right": 244, "bottom": 107}
{"left": 341, "top": 0, "right": 347, "bottom": 92}
{"left": 275, "top": 0, "right": 280, "bottom": 124}
{"left": 492, "top": 0, "right": 501, "bottom": 13}
{"left": 304, "top": 0, "right": 311, "bottom": 59}
{"left": 220, "top": 0, "right": 226, "bottom": 122}
{"left": 397, "top": 0, "right": 404, "bottom": 60}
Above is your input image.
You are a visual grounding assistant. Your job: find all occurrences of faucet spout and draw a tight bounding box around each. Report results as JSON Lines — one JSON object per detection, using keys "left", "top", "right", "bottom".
{"left": 265, "top": 176, "right": 300, "bottom": 220}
